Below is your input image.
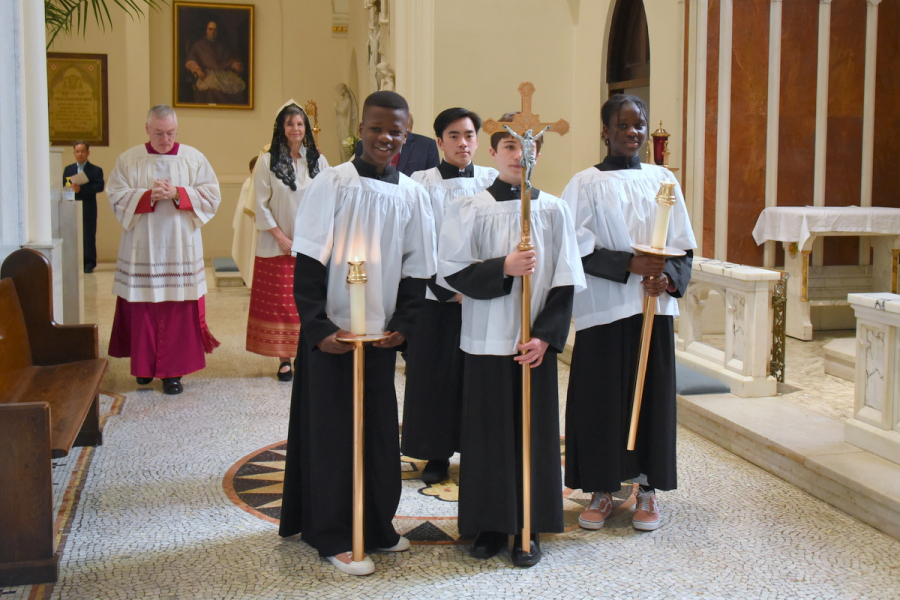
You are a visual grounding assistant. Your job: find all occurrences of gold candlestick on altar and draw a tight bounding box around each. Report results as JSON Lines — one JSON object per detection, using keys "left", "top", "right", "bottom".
{"left": 627, "top": 182, "right": 685, "bottom": 451}
{"left": 482, "top": 82, "right": 569, "bottom": 557}
{"left": 338, "top": 260, "right": 386, "bottom": 564}
{"left": 305, "top": 99, "right": 321, "bottom": 147}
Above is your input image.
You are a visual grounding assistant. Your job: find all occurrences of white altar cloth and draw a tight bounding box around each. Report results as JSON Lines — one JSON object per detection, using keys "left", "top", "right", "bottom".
{"left": 753, "top": 206, "right": 900, "bottom": 250}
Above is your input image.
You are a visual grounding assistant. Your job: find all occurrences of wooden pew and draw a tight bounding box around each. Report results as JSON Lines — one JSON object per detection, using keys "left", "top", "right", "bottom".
{"left": 0, "top": 249, "right": 108, "bottom": 587}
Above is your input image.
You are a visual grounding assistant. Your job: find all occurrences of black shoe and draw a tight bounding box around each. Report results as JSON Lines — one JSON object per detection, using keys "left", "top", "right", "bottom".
{"left": 84, "top": 266, "right": 94, "bottom": 274}
{"left": 136, "top": 377, "right": 153, "bottom": 385}
{"left": 277, "top": 361, "right": 293, "bottom": 382}
{"left": 471, "top": 531, "right": 507, "bottom": 559}
{"left": 421, "top": 459, "right": 450, "bottom": 484}
{"left": 162, "top": 377, "right": 183, "bottom": 395}
{"left": 511, "top": 534, "right": 542, "bottom": 567}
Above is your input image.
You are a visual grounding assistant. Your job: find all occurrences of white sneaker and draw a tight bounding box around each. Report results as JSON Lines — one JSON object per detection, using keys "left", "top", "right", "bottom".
{"left": 376, "top": 536, "right": 410, "bottom": 552}
{"left": 327, "top": 552, "right": 375, "bottom": 576}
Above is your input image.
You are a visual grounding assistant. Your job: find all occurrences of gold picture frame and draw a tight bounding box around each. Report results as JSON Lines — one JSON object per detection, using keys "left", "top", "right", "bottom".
{"left": 47, "top": 53, "right": 109, "bottom": 146}
{"left": 173, "top": 1, "right": 254, "bottom": 109}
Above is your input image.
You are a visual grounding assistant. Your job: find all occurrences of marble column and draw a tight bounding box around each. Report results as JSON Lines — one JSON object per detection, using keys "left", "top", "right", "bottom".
{"left": 763, "top": 0, "right": 783, "bottom": 268}
{"left": 0, "top": 0, "right": 25, "bottom": 261}
{"left": 714, "top": 0, "right": 732, "bottom": 261}
{"left": 860, "top": 0, "right": 881, "bottom": 209}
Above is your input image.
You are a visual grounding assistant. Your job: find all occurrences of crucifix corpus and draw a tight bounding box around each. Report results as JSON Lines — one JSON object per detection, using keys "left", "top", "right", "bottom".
{"left": 482, "top": 82, "right": 568, "bottom": 558}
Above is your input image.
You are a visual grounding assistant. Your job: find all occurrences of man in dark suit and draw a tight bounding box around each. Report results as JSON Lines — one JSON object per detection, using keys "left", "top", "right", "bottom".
{"left": 355, "top": 114, "right": 440, "bottom": 177}
{"left": 63, "top": 140, "right": 105, "bottom": 273}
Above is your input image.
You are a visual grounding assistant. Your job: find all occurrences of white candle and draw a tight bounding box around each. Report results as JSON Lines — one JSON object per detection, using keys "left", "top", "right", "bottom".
{"left": 348, "top": 259, "right": 367, "bottom": 335}
{"left": 650, "top": 182, "right": 677, "bottom": 250}
{"left": 651, "top": 203, "right": 672, "bottom": 249}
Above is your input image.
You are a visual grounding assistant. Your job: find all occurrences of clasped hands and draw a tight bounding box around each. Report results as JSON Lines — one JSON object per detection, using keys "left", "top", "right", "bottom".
{"left": 150, "top": 179, "right": 178, "bottom": 204}
{"left": 628, "top": 254, "right": 672, "bottom": 297}
{"left": 318, "top": 330, "right": 405, "bottom": 354}
{"left": 503, "top": 250, "right": 551, "bottom": 367}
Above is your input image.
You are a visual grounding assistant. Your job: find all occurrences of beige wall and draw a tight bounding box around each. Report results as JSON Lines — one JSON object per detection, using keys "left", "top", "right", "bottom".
{"left": 49, "top": 0, "right": 349, "bottom": 263}
{"left": 49, "top": 0, "right": 689, "bottom": 261}
{"left": 427, "top": 0, "right": 684, "bottom": 198}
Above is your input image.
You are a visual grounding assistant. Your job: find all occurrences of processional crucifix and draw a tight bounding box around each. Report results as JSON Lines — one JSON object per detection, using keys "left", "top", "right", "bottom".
{"left": 482, "top": 82, "right": 568, "bottom": 556}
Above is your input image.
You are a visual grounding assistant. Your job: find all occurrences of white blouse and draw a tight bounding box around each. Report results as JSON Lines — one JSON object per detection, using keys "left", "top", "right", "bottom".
{"left": 254, "top": 147, "right": 329, "bottom": 258}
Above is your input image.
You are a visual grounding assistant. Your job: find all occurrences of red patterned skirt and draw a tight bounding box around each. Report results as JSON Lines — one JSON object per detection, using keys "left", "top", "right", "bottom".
{"left": 246, "top": 255, "right": 300, "bottom": 357}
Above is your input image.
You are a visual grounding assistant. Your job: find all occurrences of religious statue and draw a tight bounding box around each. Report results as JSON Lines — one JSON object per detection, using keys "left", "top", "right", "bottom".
{"left": 376, "top": 61, "right": 395, "bottom": 92}
{"left": 502, "top": 125, "right": 550, "bottom": 190}
{"left": 365, "top": 0, "right": 381, "bottom": 92}
{"left": 334, "top": 83, "right": 359, "bottom": 162}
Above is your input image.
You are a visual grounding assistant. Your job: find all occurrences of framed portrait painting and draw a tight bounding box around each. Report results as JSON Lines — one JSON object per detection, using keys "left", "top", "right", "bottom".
{"left": 47, "top": 53, "right": 109, "bottom": 146}
{"left": 173, "top": 2, "right": 254, "bottom": 109}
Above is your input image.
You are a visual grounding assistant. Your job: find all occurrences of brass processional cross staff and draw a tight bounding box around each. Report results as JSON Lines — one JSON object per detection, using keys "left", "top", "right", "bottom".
{"left": 482, "top": 82, "right": 568, "bottom": 556}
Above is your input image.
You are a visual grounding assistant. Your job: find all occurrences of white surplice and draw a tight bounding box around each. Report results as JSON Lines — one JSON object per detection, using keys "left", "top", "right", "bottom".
{"left": 438, "top": 190, "right": 586, "bottom": 356}
{"left": 231, "top": 175, "right": 258, "bottom": 286}
{"left": 290, "top": 162, "right": 436, "bottom": 334}
{"left": 411, "top": 165, "right": 498, "bottom": 301}
{"left": 107, "top": 143, "right": 221, "bottom": 303}
{"left": 562, "top": 164, "right": 696, "bottom": 331}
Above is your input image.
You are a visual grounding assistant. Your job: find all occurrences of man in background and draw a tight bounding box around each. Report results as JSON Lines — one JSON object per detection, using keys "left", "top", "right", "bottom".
{"left": 63, "top": 140, "right": 104, "bottom": 273}
{"left": 106, "top": 105, "right": 221, "bottom": 395}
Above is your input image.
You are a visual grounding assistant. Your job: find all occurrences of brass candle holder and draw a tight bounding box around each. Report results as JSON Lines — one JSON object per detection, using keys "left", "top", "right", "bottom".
{"left": 338, "top": 259, "right": 386, "bottom": 564}
{"left": 627, "top": 183, "right": 684, "bottom": 451}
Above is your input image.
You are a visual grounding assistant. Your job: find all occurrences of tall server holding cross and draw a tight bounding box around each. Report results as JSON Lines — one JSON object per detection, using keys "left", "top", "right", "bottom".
{"left": 437, "top": 83, "right": 585, "bottom": 566}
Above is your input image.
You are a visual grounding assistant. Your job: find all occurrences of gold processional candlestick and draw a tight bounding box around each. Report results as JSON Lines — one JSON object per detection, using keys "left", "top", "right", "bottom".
{"left": 339, "top": 259, "right": 386, "bottom": 564}
{"left": 305, "top": 99, "right": 321, "bottom": 148}
{"left": 482, "top": 82, "right": 569, "bottom": 556}
{"left": 626, "top": 182, "right": 684, "bottom": 451}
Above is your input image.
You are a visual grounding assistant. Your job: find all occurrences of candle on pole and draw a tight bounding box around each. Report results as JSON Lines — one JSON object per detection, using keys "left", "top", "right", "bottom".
{"left": 627, "top": 182, "right": 683, "bottom": 451}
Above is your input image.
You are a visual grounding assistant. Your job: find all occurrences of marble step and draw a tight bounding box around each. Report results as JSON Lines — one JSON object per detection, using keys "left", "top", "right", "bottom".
{"left": 678, "top": 392, "right": 900, "bottom": 542}
{"left": 823, "top": 337, "right": 856, "bottom": 382}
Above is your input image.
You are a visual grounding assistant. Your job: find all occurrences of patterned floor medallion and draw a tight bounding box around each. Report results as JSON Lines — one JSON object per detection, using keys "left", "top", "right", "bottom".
{"left": 223, "top": 438, "right": 636, "bottom": 544}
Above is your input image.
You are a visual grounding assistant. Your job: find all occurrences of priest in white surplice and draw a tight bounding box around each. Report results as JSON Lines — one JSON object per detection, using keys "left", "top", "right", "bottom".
{"left": 107, "top": 105, "right": 221, "bottom": 395}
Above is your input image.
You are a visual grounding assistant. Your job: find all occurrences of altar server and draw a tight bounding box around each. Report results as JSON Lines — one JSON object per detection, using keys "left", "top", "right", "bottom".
{"left": 561, "top": 94, "right": 695, "bottom": 532}
{"left": 438, "top": 113, "right": 585, "bottom": 566}
{"left": 279, "top": 91, "right": 436, "bottom": 576}
{"left": 231, "top": 156, "right": 259, "bottom": 288}
{"left": 107, "top": 105, "right": 220, "bottom": 395}
{"left": 401, "top": 107, "right": 498, "bottom": 484}
{"left": 245, "top": 100, "right": 329, "bottom": 381}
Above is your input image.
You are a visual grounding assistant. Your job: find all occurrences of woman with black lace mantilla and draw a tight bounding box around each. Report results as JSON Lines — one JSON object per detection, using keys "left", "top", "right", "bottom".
{"left": 245, "top": 100, "right": 329, "bottom": 380}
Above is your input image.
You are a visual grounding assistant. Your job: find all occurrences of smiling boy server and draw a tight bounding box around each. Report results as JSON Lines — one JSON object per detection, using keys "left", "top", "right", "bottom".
{"left": 401, "top": 108, "right": 497, "bottom": 484}
{"left": 279, "top": 91, "right": 436, "bottom": 576}
{"left": 438, "top": 113, "right": 585, "bottom": 566}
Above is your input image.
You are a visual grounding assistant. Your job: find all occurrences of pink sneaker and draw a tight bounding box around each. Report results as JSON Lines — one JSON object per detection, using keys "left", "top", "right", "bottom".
{"left": 632, "top": 489, "right": 661, "bottom": 531}
{"left": 578, "top": 492, "right": 614, "bottom": 530}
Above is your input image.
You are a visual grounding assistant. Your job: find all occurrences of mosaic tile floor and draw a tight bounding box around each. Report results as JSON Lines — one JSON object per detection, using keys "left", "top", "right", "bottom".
{"left": 3, "top": 266, "right": 899, "bottom": 599}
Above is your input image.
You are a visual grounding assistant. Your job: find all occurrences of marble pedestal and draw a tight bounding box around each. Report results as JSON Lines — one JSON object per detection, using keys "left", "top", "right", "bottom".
{"left": 844, "top": 293, "right": 900, "bottom": 464}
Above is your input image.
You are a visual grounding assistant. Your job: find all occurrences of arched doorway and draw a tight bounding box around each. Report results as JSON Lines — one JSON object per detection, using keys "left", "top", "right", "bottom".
{"left": 607, "top": 0, "right": 650, "bottom": 104}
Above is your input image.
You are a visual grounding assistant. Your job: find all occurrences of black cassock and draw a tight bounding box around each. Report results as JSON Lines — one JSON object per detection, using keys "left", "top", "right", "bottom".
{"left": 444, "top": 181, "right": 574, "bottom": 536}
{"left": 401, "top": 161, "right": 494, "bottom": 462}
{"left": 564, "top": 156, "right": 694, "bottom": 494}
{"left": 401, "top": 296, "right": 463, "bottom": 460}
{"left": 279, "top": 160, "right": 428, "bottom": 557}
